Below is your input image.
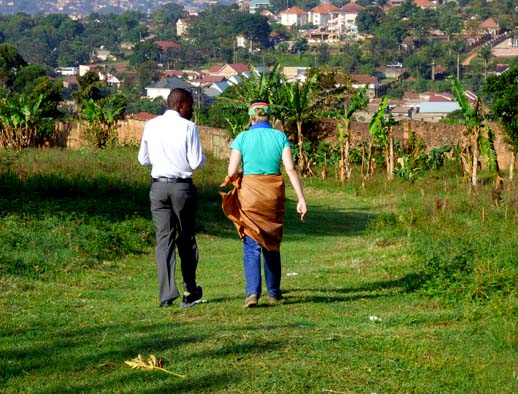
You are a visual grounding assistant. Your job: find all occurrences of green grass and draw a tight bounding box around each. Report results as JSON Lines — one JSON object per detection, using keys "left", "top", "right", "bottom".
{"left": 0, "top": 148, "right": 517, "bottom": 393}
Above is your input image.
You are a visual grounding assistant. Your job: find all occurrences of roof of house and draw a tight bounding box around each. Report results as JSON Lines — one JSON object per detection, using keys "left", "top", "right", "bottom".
{"left": 199, "top": 75, "right": 227, "bottom": 86}
{"left": 209, "top": 63, "right": 250, "bottom": 75}
{"left": 351, "top": 74, "right": 378, "bottom": 84}
{"left": 428, "top": 93, "right": 453, "bottom": 102}
{"left": 338, "top": 2, "right": 365, "bottom": 13}
{"left": 496, "top": 64, "right": 509, "bottom": 74}
{"left": 403, "top": 92, "right": 420, "bottom": 100}
{"left": 64, "top": 75, "right": 78, "bottom": 85}
{"left": 280, "top": 6, "right": 307, "bottom": 15}
{"left": 310, "top": 3, "right": 339, "bottom": 13}
{"left": 419, "top": 102, "right": 460, "bottom": 113}
{"left": 203, "top": 87, "right": 223, "bottom": 98}
{"left": 147, "top": 76, "right": 194, "bottom": 90}
{"left": 128, "top": 112, "right": 158, "bottom": 121}
{"left": 414, "top": 0, "right": 437, "bottom": 8}
{"left": 210, "top": 81, "right": 231, "bottom": 92}
{"left": 480, "top": 17, "right": 499, "bottom": 29}
{"left": 463, "top": 90, "right": 478, "bottom": 105}
{"left": 106, "top": 75, "right": 120, "bottom": 84}
{"left": 154, "top": 41, "right": 180, "bottom": 50}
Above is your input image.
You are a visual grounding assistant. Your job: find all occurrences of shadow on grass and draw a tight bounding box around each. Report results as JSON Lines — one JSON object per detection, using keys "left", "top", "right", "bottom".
{"left": 283, "top": 273, "right": 426, "bottom": 305}
{"left": 1, "top": 318, "right": 290, "bottom": 393}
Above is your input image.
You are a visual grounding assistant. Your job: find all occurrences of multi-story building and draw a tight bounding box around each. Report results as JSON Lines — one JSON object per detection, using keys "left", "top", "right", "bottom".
{"left": 279, "top": 6, "right": 308, "bottom": 28}
{"left": 249, "top": 0, "right": 270, "bottom": 14}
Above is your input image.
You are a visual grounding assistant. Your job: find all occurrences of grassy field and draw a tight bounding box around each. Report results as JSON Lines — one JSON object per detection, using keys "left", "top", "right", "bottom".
{"left": 0, "top": 147, "right": 517, "bottom": 393}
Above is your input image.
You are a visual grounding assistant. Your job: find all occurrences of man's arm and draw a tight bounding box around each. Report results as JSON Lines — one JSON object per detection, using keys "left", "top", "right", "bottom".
{"left": 137, "top": 133, "right": 151, "bottom": 166}
{"left": 186, "top": 124, "right": 206, "bottom": 170}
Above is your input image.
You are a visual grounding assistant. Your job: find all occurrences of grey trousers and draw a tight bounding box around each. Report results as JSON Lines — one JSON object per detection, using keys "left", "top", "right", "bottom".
{"left": 149, "top": 181, "right": 199, "bottom": 303}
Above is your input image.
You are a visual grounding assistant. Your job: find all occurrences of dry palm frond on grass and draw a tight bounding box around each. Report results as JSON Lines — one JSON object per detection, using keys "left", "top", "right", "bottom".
{"left": 124, "top": 354, "right": 186, "bottom": 378}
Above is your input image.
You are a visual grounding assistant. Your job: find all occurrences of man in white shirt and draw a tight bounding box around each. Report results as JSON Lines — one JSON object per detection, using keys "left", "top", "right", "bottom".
{"left": 138, "top": 88, "right": 206, "bottom": 307}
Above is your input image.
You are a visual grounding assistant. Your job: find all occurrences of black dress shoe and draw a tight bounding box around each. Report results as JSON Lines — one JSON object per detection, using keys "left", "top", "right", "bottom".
{"left": 160, "top": 300, "right": 173, "bottom": 307}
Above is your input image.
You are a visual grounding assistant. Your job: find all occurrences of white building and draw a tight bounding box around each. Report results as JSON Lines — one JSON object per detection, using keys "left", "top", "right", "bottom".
{"left": 145, "top": 77, "right": 196, "bottom": 100}
{"left": 308, "top": 3, "right": 339, "bottom": 28}
{"left": 331, "top": 2, "right": 364, "bottom": 37}
{"left": 279, "top": 6, "right": 308, "bottom": 27}
{"left": 249, "top": 0, "right": 270, "bottom": 14}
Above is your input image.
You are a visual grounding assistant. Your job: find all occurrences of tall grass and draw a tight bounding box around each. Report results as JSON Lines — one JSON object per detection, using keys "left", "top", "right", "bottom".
{"left": 0, "top": 148, "right": 155, "bottom": 278}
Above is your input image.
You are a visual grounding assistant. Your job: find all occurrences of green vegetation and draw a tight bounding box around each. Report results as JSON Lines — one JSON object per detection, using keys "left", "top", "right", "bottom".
{"left": 1, "top": 147, "right": 516, "bottom": 393}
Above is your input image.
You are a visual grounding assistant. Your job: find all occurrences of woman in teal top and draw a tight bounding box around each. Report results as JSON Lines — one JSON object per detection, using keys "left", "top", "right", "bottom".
{"left": 224, "top": 100, "right": 307, "bottom": 308}
{"left": 230, "top": 121, "right": 290, "bottom": 175}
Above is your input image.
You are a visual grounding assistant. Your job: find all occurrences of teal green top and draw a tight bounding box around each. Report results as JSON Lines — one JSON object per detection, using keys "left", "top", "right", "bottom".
{"left": 230, "top": 122, "right": 291, "bottom": 175}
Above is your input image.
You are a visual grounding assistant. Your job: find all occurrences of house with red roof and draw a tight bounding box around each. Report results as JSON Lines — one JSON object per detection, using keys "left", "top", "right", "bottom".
{"left": 479, "top": 17, "right": 500, "bottom": 36}
{"left": 163, "top": 69, "right": 202, "bottom": 81}
{"left": 259, "top": 9, "right": 278, "bottom": 22}
{"left": 195, "top": 75, "right": 228, "bottom": 88}
{"left": 279, "top": 6, "right": 308, "bottom": 27}
{"left": 207, "top": 63, "right": 251, "bottom": 77}
{"left": 330, "top": 2, "right": 365, "bottom": 37}
{"left": 127, "top": 112, "right": 157, "bottom": 121}
{"left": 414, "top": 0, "right": 437, "bottom": 10}
{"left": 154, "top": 41, "right": 180, "bottom": 51}
{"left": 308, "top": 3, "right": 339, "bottom": 28}
{"left": 351, "top": 74, "right": 380, "bottom": 98}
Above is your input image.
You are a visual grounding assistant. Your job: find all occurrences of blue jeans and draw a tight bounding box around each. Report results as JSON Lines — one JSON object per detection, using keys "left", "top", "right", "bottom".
{"left": 243, "top": 236, "right": 282, "bottom": 299}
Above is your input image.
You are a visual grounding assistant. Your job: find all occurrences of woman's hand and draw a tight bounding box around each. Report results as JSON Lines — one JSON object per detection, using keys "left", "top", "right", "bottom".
{"left": 297, "top": 201, "right": 307, "bottom": 222}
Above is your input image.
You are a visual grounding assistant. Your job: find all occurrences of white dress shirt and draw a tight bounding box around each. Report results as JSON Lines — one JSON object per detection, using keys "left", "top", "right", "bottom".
{"left": 138, "top": 110, "right": 206, "bottom": 178}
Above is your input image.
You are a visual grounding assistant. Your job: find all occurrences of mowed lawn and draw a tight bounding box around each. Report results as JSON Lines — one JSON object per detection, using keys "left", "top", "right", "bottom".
{"left": 0, "top": 149, "right": 516, "bottom": 394}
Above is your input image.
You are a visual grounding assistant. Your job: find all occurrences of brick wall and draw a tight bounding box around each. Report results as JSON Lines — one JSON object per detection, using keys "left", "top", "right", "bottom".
{"left": 59, "top": 118, "right": 514, "bottom": 169}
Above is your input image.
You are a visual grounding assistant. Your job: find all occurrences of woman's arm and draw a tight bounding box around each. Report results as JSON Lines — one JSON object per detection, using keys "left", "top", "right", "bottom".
{"left": 282, "top": 146, "right": 307, "bottom": 221}
{"left": 228, "top": 149, "right": 242, "bottom": 178}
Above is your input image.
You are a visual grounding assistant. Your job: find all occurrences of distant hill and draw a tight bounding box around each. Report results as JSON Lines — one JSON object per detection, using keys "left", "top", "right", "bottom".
{"left": 0, "top": 0, "right": 189, "bottom": 16}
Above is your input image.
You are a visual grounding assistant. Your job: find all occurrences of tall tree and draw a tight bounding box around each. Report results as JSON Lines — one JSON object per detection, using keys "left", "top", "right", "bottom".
{"left": 438, "top": 12, "right": 462, "bottom": 40}
{"left": 356, "top": 6, "right": 386, "bottom": 35}
{"left": 0, "top": 43, "right": 27, "bottom": 89}
{"left": 73, "top": 71, "right": 105, "bottom": 109}
{"left": 479, "top": 46, "right": 492, "bottom": 79}
{"left": 128, "top": 41, "right": 162, "bottom": 66}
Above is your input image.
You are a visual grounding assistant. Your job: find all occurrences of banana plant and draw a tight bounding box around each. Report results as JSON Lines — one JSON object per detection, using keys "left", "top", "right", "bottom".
{"left": 275, "top": 74, "right": 319, "bottom": 176}
{"left": 216, "top": 64, "right": 283, "bottom": 114}
{"left": 366, "top": 96, "right": 397, "bottom": 180}
{"left": 0, "top": 94, "right": 47, "bottom": 149}
{"left": 334, "top": 84, "right": 368, "bottom": 182}
{"left": 80, "top": 94, "right": 126, "bottom": 148}
{"left": 450, "top": 77, "right": 488, "bottom": 187}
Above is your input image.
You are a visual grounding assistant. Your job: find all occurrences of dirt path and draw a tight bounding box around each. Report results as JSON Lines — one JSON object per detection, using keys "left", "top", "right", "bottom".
{"left": 462, "top": 49, "right": 479, "bottom": 66}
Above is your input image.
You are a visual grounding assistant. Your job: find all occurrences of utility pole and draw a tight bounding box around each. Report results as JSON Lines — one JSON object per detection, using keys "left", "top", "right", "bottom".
{"left": 457, "top": 52, "right": 460, "bottom": 81}
{"left": 233, "top": 37, "right": 237, "bottom": 64}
